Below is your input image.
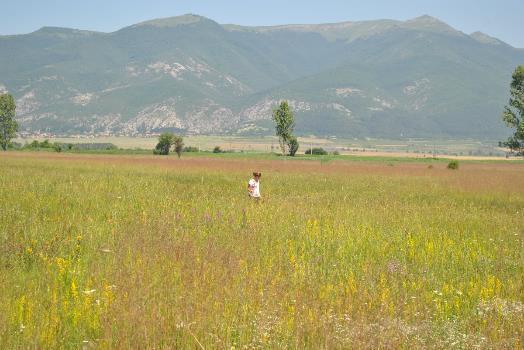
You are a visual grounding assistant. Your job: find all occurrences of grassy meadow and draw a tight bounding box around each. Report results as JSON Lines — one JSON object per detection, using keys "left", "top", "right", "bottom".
{"left": 0, "top": 152, "right": 523, "bottom": 349}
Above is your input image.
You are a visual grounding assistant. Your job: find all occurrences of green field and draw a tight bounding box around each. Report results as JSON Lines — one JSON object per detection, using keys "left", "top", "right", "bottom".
{"left": 1, "top": 152, "right": 523, "bottom": 348}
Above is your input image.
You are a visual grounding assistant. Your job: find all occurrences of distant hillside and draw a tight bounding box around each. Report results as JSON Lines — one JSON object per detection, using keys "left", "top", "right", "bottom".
{"left": 0, "top": 14, "right": 522, "bottom": 139}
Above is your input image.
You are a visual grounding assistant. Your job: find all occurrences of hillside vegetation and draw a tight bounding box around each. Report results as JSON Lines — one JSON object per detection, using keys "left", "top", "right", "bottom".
{"left": 1, "top": 14, "right": 523, "bottom": 138}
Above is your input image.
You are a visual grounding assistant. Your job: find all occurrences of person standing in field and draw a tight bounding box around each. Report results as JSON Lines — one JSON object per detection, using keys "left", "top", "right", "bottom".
{"left": 248, "top": 172, "right": 261, "bottom": 199}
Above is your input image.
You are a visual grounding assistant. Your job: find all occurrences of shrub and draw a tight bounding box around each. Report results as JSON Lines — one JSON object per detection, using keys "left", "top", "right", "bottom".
{"left": 305, "top": 147, "right": 328, "bottom": 155}
{"left": 213, "top": 146, "right": 222, "bottom": 153}
{"left": 447, "top": 160, "right": 459, "bottom": 170}
{"left": 8, "top": 142, "right": 22, "bottom": 149}
{"left": 183, "top": 146, "right": 199, "bottom": 152}
{"left": 71, "top": 143, "right": 117, "bottom": 151}
{"left": 40, "top": 140, "right": 52, "bottom": 148}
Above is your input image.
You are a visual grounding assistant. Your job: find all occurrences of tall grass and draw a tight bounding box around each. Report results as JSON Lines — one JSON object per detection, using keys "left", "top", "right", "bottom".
{"left": 0, "top": 155, "right": 523, "bottom": 348}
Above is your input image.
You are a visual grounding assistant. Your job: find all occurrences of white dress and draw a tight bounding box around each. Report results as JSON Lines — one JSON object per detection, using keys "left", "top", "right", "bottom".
{"left": 248, "top": 179, "right": 260, "bottom": 198}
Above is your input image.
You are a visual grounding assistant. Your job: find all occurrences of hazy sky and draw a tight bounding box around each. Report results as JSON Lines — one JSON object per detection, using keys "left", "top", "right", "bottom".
{"left": 1, "top": 0, "right": 523, "bottom": 48}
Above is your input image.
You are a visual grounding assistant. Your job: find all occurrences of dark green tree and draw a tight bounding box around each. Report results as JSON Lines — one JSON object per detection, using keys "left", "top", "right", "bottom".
{"left": 173, "top": 135, "right": 184, "bottom": 158}
{"left": 0, "top": 94, "right": 18, "bottom": 151}
{"left": 272, "top": 101, "right": 296, "bottom": 156}
{"left": 501, "top": 65, "right": 524, "bottom": 156}
{"left": 154, "top": 132, "right": 174, "bottom": 155}
{"left": 287, "top": 135, "right": 299, "bottom": 156}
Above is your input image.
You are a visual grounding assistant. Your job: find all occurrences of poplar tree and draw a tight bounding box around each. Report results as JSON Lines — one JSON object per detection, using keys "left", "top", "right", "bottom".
{"left": 0, "top": 94, "right": 18, "bottom": 151}
{"left": 272, "top": 101, "right": 298, "bottom": 156}
{"left": 501, "top": 65, "right": 524, "bottom": 156}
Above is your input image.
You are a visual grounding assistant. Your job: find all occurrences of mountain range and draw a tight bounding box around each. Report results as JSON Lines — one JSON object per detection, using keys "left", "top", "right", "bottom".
{"left": 1, "top": 14, "right": 523, "bottom": 139}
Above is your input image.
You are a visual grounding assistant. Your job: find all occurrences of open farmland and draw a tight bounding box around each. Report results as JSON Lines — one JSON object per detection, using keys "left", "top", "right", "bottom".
{"left": 15, "top": 136, "right": 509, "bottom": 159}
{"left": 1, "top": 152, "right": 523, "bottom": 349}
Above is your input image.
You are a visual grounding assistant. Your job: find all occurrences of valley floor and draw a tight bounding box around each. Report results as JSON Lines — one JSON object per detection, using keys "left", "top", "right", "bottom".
{"left": 1, "top": 152, "right": 523, "bottom": 348}
{"left": 15, "top": 135, "right": 511, "bottom": 159}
